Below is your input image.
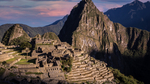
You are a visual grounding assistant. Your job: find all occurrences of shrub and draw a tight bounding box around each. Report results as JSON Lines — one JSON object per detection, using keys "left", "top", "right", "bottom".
{"left": 61, "top": 57, "right": 73, "bottom": 72}
{"left": 2, "top": 61, "right": 6, "bottom": 65}
{"left": 20, "top": 42, "right": 32, "bottom": 49}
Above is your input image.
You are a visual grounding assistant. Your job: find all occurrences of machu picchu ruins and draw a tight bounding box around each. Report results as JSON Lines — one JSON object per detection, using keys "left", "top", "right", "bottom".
{"left": 1, "top": 0, "right": 147, "bottom": 84}
{"left": 0, "top": 33, "right": 115, "bottom": 84}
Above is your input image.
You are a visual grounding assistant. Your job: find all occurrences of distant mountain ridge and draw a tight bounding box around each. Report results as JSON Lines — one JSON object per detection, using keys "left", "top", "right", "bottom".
{"left": 0, "top": 15, "right": 68, "bottom": 41}
{"left": 104, "top": 0, "right": 150, "bottom": 31}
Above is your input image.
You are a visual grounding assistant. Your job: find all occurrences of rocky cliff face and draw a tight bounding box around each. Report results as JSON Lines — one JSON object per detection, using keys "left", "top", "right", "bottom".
{"left": 59, "top": 0, "right": 150, "bottom": 53}
{"left": 59, "top": 0, "right": 150, "bottom": 83}
{"left": 1, "top": 24, "right": 30, "bottom": 45}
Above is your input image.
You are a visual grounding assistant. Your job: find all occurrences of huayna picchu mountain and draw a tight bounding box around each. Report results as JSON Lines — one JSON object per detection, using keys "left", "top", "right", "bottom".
{"left": 1, "top": 24, "right": 30, "bottom": 45}
{"left": 59, "top": 0, "right": 150, "bottom": 83}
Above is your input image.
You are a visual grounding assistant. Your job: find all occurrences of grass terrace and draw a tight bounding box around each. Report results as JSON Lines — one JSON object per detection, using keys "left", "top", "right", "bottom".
{"left": 5, "top": 57, "right": 20, "bottom": 64}
{"left": 15, "top": 59, "right": 36, "bottom": 65}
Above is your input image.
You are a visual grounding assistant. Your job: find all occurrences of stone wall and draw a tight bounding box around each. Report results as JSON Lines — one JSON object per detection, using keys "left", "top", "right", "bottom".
{"left": 31, "top": 50, "right": 39, "bottom": 57}
{"left": 36, "top": 45, "right": 55, "bottom": 50}
{"left": 46, "top": 66, "right": 64, "bottom": 78}
{"left": 16, "top": 64, "right": 37, "bottom": 68}
{"left": 46, "top": 66, "right": 61, "bottom": 72}
{"left": 18, "top": 68, "right": 39, "bottom": 73}
{"left": 25, "top": 74, "right": 44, "bottom": 79}
{"left": 0, "top": 53, "right": 13, "bottom": 62}
{"left": 46, "top": 63, "right": 53, "bottom": 67}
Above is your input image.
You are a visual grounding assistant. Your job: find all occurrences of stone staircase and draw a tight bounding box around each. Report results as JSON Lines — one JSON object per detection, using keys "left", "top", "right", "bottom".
{"left": 66, "top": 54, "right": 114, "bottom": 84}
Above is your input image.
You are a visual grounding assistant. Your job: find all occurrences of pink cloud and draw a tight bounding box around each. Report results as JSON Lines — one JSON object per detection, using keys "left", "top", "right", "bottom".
{"left": 0, "top": 9, "right": 24, "bottom": 19}
{"left": 31, "top": 1, "right": 77, "bottom": 17}
{"left": 39, "top": 10, "right": 69, "bottom": 16}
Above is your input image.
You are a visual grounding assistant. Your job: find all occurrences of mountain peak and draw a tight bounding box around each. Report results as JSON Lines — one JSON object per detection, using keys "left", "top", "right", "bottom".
{"left": 129, "top": 0, "right": 146, "bottom": 9}
{"left": 1, "top": 24, "right": 30, "bottom": 45}
{"left": 13, "top": 24, "right": 20, "bottom": 27}
{"left": 130, "top": 0, "right": 143, "bottom": 5}
{"left": 82, "top": 0, "right": 92, "bottom": 2}
{"left": 133, "top": 0, "right": 140, "bottom": 2}
{"left": 12, "top": 24, "right": 23, "bottom": 30}
{"left": 59, "top": 0, "right": 104, "bottom": 44}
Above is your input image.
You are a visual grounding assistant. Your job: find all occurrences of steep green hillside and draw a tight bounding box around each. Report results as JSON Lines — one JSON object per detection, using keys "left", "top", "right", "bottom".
{"left": 1, "top": 24, "right": 30, "bottom": 45}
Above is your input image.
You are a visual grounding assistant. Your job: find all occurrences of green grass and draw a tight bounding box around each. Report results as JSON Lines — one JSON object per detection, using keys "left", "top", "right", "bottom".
{"left": 5, "top": 50, "right": 13, "bottom": 53}
{"left": 15, "top": 59, "right": 36, "bottom": 65}
{"left": 5, "top": 57, "right": 20, "bottom": 64}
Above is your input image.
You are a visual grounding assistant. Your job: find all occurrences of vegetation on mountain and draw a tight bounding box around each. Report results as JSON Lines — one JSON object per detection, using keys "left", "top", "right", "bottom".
{"left": 42, "top": 32, "right": 60, "bottom": 41}
{"left": 1, "top": 24, "right": 30, "bottom": 45}
{"left": 109, "top": 67, "right": 144, "bottom": 84}
{"left": 1, "top": 25, "right": 14, "bottom": 45}
{"left": 8, "top": 36, "right": 30, "bottom": 46}
{"left": 20, "top": 42, "right": 32, "bottom": 49}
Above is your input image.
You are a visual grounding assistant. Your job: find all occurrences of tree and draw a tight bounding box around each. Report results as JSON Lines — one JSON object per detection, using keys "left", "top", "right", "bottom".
{"left": 20, "top": 42, "right": 32, "bottom": 61}
{"left": 20, "top": 42, "right": 32, "bottom": 49}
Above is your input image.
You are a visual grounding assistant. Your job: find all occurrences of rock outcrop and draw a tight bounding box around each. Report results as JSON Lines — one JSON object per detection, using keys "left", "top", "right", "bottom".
{"left": 1, "top": 24, "right": 30, "bottom": 45}
{"left": 42, "top": 32, "right": 60, "bottom": 42}
{"left": 59, "top": 0, "right": 150, "bottom": 83}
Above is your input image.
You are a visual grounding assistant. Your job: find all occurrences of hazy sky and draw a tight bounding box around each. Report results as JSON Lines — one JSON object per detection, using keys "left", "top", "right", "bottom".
{"left": 0, "top": 0, "right": 149, "bottom": 27}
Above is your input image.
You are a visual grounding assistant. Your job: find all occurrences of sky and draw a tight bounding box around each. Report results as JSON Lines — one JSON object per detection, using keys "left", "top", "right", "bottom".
{"left": 0, "top": 0, "right": 149, "bottom": 27}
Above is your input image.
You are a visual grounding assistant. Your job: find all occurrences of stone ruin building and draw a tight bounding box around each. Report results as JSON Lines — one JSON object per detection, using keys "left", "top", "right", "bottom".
{"left": 35, "top": 36, "right": 55, "bottom": 45}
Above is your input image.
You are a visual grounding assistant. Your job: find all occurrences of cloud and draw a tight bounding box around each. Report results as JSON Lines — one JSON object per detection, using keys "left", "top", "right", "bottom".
{"left": 99, "top": 0, "right": 150, "bottom": 3}
{"left": 99, "top": 0, "right": 132, "bottom": 3}
{"left": 32, "top": 3, "right": 75, "bottom": 16}
{"left": 0, "top": 5, "right": 33, "bottom": 8}
{"left": 0, "top": 0, "right": 13, "bottom": 1}
{"left": 94, "top": 1, "right": 122, "bottom": 12}
{"left": 0, "top": 9, "right": 24, "bottom": 19}
{"left": 30, "top": 0, "right": 71, "bottom": 1}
